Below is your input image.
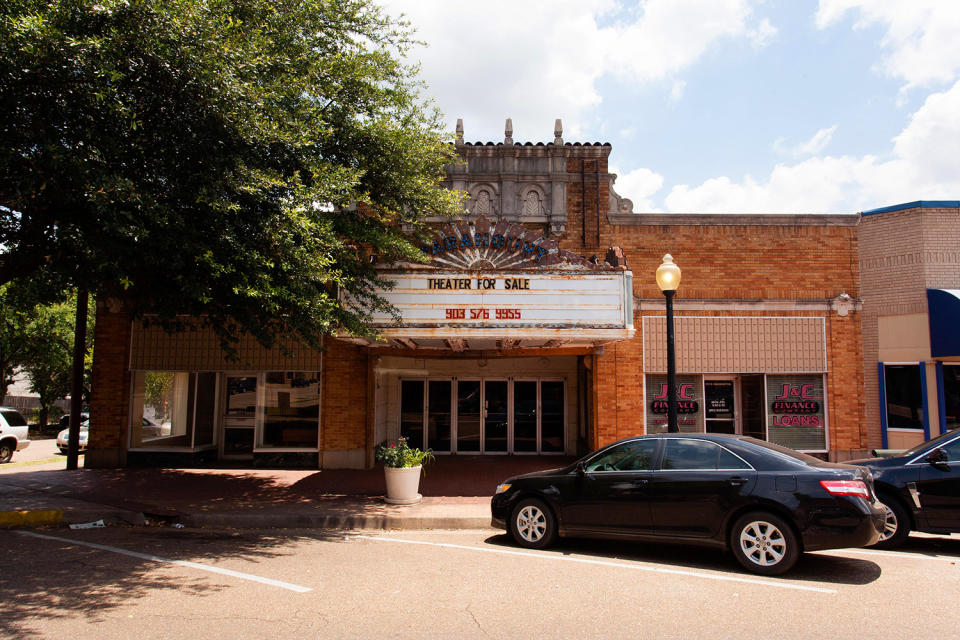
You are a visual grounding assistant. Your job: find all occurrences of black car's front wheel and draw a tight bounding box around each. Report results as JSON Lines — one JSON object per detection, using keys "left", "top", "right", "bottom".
{"left": 872, "top": 495, "right": 910, "bottom": 549}
{"left": 731, "top": 512, "right": 800, "bottom": 575}
{"left": 509, "top": 498, "right": 557, "bottom": 550}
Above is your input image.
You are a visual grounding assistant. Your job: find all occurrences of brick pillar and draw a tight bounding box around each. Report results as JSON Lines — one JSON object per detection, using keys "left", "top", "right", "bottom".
{"left": 86, "top": 300, "right": 131, "bottom": 468}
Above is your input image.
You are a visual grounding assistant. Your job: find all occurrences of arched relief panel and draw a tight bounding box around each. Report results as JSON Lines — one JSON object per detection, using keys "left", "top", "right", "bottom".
{"left": 517, "top": 183, "right": 548, "bottom": 220}
{"left": 467, "top": 183, "right": 500, "bottom": 217}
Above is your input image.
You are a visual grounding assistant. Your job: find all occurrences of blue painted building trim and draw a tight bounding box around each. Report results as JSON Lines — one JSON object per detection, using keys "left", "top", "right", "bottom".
{"left": 878, "top": 362, "right": 888, "bottom": 449}
{"left": 919, "top": 362, "right": 931, "bottom": 441}
{"left": 937, "top": 362, "right": 946, "bottom": 437}
{"left": 861, "top": 200, "right": 960, "bottom": 216}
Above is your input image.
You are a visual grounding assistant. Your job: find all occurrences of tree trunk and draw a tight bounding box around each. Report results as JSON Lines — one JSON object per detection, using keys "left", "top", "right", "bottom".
{"left": 66, "top": 289, "right": 88, "bottom": 471}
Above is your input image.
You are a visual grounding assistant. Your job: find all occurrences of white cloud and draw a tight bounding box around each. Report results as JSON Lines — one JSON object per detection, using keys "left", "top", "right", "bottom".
{"left": 748, "top": 17, "right": 778, "bottom": 47}
{"left": 669, "top": 80, "right": 687, "bottom": 103}
{"left": 664, "top": 79, "right": 960, "bottom": 213}
{"left": 382, "top": 0, "right": 775, "bottom": 140}
{"left": 605, "top": 0, "right": 770, "bottom": 84}
{"left": 610, "top": 166, "right": 665, "bottom": 213}
{"left": 772, "top": 125, "right": 838, "bottom": 157}
{"left": 817, "top": 1, "right": 960, "bottom": 89}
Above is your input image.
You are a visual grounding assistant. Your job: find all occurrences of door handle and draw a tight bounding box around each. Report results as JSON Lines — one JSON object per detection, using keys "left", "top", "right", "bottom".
{"left": 632, "top": 478, "right": 649, "bottom": 486}
{"left": 727, "top": 476, "right": 748, "bottom": 486}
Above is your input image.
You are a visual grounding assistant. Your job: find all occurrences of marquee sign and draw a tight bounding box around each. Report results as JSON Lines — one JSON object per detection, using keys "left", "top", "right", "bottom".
{"left": 342, "top": 217, "right": 634, "bottom": 351}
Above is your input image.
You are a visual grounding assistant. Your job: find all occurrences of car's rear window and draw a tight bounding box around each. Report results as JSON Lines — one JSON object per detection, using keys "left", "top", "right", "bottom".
{"left": 1, "top": 409, "right": 28, "bottom": 426}
{"left": 737, "top": 437, "right": 827, "bottom": 466}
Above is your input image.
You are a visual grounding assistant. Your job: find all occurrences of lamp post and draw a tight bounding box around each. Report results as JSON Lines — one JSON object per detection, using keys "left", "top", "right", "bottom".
{"left": 656, "top": 254, "right": 681, "bottom": 433}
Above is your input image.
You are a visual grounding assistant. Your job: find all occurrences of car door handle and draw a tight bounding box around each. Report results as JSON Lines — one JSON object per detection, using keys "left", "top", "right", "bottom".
{"left": 727, "top": 476, "right": 748, "bottom": 486}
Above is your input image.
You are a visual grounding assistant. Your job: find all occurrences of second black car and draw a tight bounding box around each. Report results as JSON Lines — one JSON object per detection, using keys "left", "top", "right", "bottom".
{"left": 492, "top": 433, "right": 885, "bottom": 575}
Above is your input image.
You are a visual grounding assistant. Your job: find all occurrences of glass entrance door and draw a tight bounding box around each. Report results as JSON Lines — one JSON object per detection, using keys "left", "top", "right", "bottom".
{"left": 483, "top": 380, "right": 508, "bottom": 453}
{"left": 704, "top": 379, "right": 737, "bottom": 434}
{"left": 399, "top": 378, "right": 564, "bottom": 454}
{"left": 222, "top": 375, "right": 257, "bottom": 458}
{"left": 457, "top": 380, "right": 482, "bottom": 453}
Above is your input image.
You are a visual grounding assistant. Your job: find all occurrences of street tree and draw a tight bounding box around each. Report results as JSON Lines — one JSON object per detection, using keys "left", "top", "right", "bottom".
{"left": 22, "top": 294, "right": 94, "bottom": 428}
{"left": 0, "top": 0, "right": 462, "bottom": 353}
{"left": 0, "top": 275, "right": 72, "bottom": 403}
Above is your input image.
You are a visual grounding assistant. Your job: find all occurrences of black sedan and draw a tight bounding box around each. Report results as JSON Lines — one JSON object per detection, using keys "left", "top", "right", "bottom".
{"left": 491, "top": 434, "right": 885, "bottom": 575}
{"left": 850, "top": 428, "right": 960, "bottom": 549}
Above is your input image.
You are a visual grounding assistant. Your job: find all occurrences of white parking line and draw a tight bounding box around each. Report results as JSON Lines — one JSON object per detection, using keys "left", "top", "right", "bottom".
{"left": 352, "top": 535, "right": 837, "bottom": 594}
{"left": 17, "top": 531, "right": 311, "bottom": 593}
{"left": 825, "top": 548, "right": 960, "bottom": 563}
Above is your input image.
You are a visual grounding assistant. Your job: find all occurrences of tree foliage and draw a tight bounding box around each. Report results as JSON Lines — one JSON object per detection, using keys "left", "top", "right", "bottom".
{"left": 22, "top": 291, "right": 95, "bottom": 427}
{"left": 0, "top": 0, "right": 462, "bottom": 351}
{"left": 0, "top": 284, "right": 93, "bottom": 425}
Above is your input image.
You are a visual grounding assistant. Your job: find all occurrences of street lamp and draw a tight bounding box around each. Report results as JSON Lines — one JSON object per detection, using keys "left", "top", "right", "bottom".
{"left": 656, "top": 254, "right": 681, "bottom": 433}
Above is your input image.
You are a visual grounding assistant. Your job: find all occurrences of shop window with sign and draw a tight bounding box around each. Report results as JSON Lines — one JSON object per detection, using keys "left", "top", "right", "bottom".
{"left": 942, "top": 365, "right": 960, "bottom": 431}
{"left": 644, "top": 375, "right": 703, "bottom": 434}
{"left": 766, "top": 375, "right": 827, "bottom": 451}
{"left": 130, "top": 371, "right": 217, "bottom": 449}
{"left": 883, "top": 365, "right": 924, "bottom": 430}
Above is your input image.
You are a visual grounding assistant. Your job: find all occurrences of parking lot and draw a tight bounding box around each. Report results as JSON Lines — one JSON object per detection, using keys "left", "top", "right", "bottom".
{"left": 3, "top": 526, "right": 958, "bottom": 639}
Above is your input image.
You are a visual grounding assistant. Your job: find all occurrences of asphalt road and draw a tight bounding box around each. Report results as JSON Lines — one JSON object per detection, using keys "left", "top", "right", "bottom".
{"left": 2, "top": 526, "right": 958, "bottom": 639}
{"left": 4, "top": 437, "right": 73, "bottom": 466}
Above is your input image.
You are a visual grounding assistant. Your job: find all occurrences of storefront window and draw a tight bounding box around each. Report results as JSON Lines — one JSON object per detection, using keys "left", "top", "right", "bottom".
{"left": 644, "top": 375, "right": 703, "bottom": 433}
{"left": 130, "top": 371, "right": 216, "bottom": 448}
{"left": 884, "top": 365, "right": 923, "bottom": 430}
{"left": 260, "top": 372, "right": 320, "bottom": 448}
{"left": 766, "top": 375, "right": 827, "bottom": 451}
{"left": 942, "top": 365, "right": 960, "bottom": 431}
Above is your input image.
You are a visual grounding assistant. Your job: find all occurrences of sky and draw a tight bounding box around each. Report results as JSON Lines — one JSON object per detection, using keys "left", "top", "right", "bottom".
{"left": 379, "top": 0, "right": 960, "bottom": 214}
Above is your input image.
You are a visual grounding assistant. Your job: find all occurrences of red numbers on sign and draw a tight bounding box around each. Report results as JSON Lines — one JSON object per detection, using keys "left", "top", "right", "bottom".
{"left": 444, "top": 308, "right": 521, "bottom": 320}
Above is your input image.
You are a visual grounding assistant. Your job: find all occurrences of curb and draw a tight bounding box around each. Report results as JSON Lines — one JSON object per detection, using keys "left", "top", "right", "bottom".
{"left": 0, "top": 508, "right": 146, "bottom": 529}
{"left": 182, "top": 512, "right": 494, "bottom": 530}
{"left": 0, "top": 509, "right": 63, "bottom": 528}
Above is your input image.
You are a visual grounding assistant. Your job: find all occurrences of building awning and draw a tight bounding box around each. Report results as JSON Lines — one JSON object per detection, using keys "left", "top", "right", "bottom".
{"left": 927, "top": 289, "right": 960, "bottom": 357}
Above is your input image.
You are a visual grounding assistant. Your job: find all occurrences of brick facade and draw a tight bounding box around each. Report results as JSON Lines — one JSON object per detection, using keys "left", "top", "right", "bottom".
{"left": 88, "top": 128, "right": 877, "bottom": 468}
{"left": 859, "top": 204, "right": 960, "bottom": 447}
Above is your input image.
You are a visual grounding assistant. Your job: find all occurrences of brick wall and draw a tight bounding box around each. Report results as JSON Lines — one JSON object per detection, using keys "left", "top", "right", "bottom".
{"left": 321, "top": 339, "right": 369, "bottom": 451}
{"left": 87, "top": 301, "right": 132, "bottom": 467}
{"left": 859, "top": 205, "right": 960, "bottom": 445}
{"left": 567, "top": 159, "right": 864, "bottom": 455}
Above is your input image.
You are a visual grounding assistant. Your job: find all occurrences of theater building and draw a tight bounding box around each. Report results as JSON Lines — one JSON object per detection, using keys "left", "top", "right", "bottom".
{"left": 859, "top": 201, "right": 960, "bottom": 452}
{"left": 86, "top": 121, "right": 870, "bottom": 469}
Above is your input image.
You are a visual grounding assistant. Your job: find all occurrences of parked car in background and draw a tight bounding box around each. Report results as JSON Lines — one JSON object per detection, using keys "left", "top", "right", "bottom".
{"left": 57, "top": 419, "right": 90, "bottom": 454}
{"left": 57, "top": 413, "right": 90, "bottom": 429}
{"left": 491, "top": 433, "right": 885, "bottom": 575}
{"left": 850, "top": 428, "right": 960, "bottom": 549}
{"left": 0, "top": 407, "right": 31, "bottom": 463}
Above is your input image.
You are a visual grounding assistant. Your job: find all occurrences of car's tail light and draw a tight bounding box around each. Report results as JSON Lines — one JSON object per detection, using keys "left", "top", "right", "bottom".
{"left": 820, "top": 479, "right": 870, "bottom": 498}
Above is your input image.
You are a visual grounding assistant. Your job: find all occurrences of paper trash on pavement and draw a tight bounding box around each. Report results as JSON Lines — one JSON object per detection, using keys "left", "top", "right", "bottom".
{"left": 69, "top": 520, "right": 106, "bottom": 529}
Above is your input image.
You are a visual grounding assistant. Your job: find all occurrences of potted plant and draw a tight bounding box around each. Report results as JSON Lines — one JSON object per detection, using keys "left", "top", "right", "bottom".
{"left": 376, "top": 437, "right": 434, "bottom": 505}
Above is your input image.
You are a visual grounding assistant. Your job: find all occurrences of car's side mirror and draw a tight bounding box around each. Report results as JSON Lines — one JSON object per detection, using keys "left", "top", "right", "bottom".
{"left": 927, "top": 448, "right": 949, "bottom": 467}
{"left": 576, "top": 461, "right": 586, "bottom": 476}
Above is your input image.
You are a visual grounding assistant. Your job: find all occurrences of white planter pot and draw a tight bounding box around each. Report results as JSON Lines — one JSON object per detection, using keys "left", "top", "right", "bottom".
{"left": 383, "top": 465, "right": 423, "bottom": 505}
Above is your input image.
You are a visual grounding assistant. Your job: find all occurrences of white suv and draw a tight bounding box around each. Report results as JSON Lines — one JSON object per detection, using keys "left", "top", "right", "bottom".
{"left": 0, "top": 407, "right": 31, "bottom": 463}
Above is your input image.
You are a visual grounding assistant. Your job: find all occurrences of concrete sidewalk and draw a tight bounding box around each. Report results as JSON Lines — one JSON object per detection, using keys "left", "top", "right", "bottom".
{"left": 0, "top": 456, "right": 572, "bottom": 531}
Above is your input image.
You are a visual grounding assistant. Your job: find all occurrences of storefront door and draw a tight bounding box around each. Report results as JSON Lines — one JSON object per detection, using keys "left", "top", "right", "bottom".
{"left": 221, "top": 375, "right": 257, "bottom": 459}
{"left": 704, "top": 378, "right": 737, "bottom": 434}
{"left": 400, "top": 378, "right": 564, "bottom": 454}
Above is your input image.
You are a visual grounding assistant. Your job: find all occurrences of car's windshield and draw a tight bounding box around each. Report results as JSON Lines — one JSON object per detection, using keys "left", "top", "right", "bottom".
{"left": 0, "top": 409, "right": 27, "bottom": 426}
{"left": 903, "top": 428, "right": 960, "bottom": 457}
